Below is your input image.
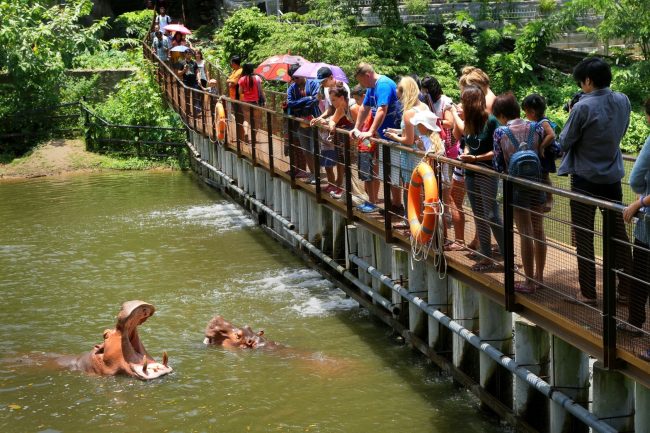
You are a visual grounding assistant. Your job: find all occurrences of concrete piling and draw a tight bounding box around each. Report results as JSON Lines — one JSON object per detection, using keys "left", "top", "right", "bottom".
{"left": 592, "top": 361, "right": 635, "bottom": 432}
{"left": 550, "top": 336, "right": 589, "bottom": 433}
{"left": 636, "top": 383, "right": 650, "bottom": 433}
{"left": 478, "top": 295, "right": 512, "bottom": 409}
{"left": 407, "top": 256, "right": 427, "bottom": 338}
{"left": 390, "top": 246, "right": 409, "bottom": 320}
{"left": 452, "top": 279, "right": 479, "bottom": 382}
{"left": 427, "top": 267, "right": 450, "bottom": 353}
{"left": 513, "top": 316, "right": 550, "bottom": 433}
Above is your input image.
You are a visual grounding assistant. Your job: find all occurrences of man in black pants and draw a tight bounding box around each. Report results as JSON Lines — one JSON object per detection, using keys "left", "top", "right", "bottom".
{"left": 559, "top": 57, "right": 633, "bottom": 305}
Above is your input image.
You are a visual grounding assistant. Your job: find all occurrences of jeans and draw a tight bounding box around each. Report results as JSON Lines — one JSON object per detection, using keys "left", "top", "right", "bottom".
{"left": 570, "top": 175, "right": 633, "bottom": 299}
{"left": 465, "top": 172, "right": 504, "bottom": 258}
{"left": 629, "top": 239, "right": 650, "bottom": 327}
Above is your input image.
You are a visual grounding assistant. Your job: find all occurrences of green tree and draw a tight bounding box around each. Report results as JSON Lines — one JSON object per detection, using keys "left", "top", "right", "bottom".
{"left": 0, "top": 0, "right": 106, "bottom": 154}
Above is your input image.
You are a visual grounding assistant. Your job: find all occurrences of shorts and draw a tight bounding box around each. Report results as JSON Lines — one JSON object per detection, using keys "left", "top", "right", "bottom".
{"left": 400, "top": 149, "right": 421, "bottom": 185}
{"left": 297, "top": 127, "right": 313, "bottom": 153}
{"left": 377, "top": 145, "right": 401, "bottom": 186}
{"left": 358, "top": 152, "right": 375, "bottom": 182}
{"left": 321, "top": 149, "right": 337, "bottom": 168}
{"left": 513, "top": 186, "right": 546, "bottom": 209}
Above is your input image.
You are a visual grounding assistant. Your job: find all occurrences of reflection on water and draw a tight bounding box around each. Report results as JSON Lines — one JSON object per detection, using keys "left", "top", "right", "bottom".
{"left": 0, "top": 172, "right": 503, "bottom": 433}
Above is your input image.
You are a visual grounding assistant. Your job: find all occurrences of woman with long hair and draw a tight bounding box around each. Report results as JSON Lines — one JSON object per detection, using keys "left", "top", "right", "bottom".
{"left": 456, "top": 86, "right": 504, "bottom": 271}
{"left": 385, "top": 77, "right": 443, "bottom": 215}
{"left": 237, "top": 63, "right": 264, "bottom": 143}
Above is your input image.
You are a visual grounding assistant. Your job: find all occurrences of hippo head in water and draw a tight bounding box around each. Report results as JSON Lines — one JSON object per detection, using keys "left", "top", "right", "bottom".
{"left": 64, "top": 301, "right": 173, "bottom": 380}
{"left": 203, "top": 316, "right": 276, "bottom": 349}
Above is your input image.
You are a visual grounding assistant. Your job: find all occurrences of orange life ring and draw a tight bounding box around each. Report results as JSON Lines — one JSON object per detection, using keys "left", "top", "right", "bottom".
{"left": 216, "top": 101, "right": 226, "bottom": 142}
{"left": 407, "top": 162, "right": 439, "bottom": 244}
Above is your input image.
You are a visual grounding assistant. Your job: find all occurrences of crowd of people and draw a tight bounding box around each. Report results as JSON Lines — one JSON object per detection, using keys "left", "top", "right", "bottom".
{"left": 148, "top": 7, "right": 650, "bottom": 349}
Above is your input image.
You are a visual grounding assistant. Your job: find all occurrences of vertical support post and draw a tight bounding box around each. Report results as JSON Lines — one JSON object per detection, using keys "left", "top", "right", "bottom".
{"left": 345, "top": 225, "right": 358, "bottom": 274}
{"left": 267, "top": 111, "right": 275, "bottom": 176}
{"left": 514, "top": 317, "right": 550, "bottom": 433}
{"left": 479, "top": 295, "right": 513, "bottom": 411}
{"left": 312, "top": 126, "right": 321, "bottom": 197}
{"left": 344, "top": 133, "right": 353, "bottom": 221}
{"left": 592, "top": 361, "right": 635, "bottom": 432}
{"left": 250, "top": 105, "right": 257, "bottom": 166}
{"left": 201, "top": 91, "right": 206, "bottom": 135}
{"left": 288, "top": 119, "right": 296, "bottom": 189}
{"left": 382, "top": 142, "right": 393, "bottom": 243}
{"left": 427, "top": 267, "right": 450, "bottom": 353}
{"left": 452, "top": 280, "right": 479, "bottom": 382}
{"left": 408, "top": 257, "right": 427, "bottom": 338}
{"left": 332, "top": 211, "right": 347, "bottom": 262}
{"left": 636, "top": 383, "right": 650, "bottom": 433}
{"left": 503, "top": 178, "right": 516, "bottom": 311}
{"left": 135, "top": 129, "right": 141, "bottom": 158}
{"left": 235, "top": 102, "right": 242, "bottom": 158}
{"left": 602, "top": 208, "right": 617, "bottom": 367}
{"left": 390, "top": 246, "right": 409, "bottom": 321}
{"left": 550, "top": 336, "right": 589, "bottom": 433}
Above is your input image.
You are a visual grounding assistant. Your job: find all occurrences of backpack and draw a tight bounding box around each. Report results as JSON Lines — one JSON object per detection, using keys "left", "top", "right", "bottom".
{"left": 504, "top": 124, "right": 541, "bottom": 182}
{"left": 539, "top": 117, "right": 563, "bottom": 159}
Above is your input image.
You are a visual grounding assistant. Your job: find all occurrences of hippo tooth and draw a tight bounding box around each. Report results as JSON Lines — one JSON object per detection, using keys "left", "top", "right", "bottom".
{"left": 162, "top": 351, "right": 168, "bottom": 367}
{"left": 142, "top": 355, "right": 148, "bottom": 374}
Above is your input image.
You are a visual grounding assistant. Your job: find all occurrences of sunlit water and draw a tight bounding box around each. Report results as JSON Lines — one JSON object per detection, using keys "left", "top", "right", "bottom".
{"left": 0, "top": 172, "right": 503, "bottom": 432}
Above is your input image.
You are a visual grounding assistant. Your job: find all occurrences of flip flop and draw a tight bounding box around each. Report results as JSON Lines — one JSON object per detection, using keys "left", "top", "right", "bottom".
{"left": 471, "top": 261, "right": 502, "bottom": 273}
{"left": 444, "top": 241, "right": 466, "bottom": 252}
{"left": 514, "top": 282, "right": 536, "bottom": 294}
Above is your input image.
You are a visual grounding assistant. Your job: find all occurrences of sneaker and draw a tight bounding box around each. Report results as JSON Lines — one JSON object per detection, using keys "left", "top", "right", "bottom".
{"left": 323, "top": 185, "right": 336, "bottom": 194}
{"left": 641, "top": 350, "right": 650, "bottom": 362}
{"left": 330, "top": 187, "right": 343, "bottom": 199}
{"left": 361, "top": 203, "right": 379, "bottom": 213}
{"left": 307, "top": 175, "right": 317, "bottom": 185}
{"left": 616, "top": 322, "right": 643, "bottom": 336}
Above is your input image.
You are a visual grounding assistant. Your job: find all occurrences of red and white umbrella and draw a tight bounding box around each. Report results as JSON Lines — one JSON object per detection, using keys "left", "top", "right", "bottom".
{"left": 164, "top": 24, "right": 192, "bottom": 35}
{"left": 255, "top": 54, "right": 308, "bottom": 83}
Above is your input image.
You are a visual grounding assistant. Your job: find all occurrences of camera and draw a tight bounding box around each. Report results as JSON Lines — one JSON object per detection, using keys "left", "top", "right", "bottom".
{"left": 563, "top": 91, "right": 584, "bottom": 112}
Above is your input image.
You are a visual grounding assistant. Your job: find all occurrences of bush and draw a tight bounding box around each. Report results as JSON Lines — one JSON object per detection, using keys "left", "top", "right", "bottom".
{"left": 622, "top": 110, "right": 650, "bottom": 154}
{"left": 437, "top": 40, "right": 478, "bottom": 72}
{"left": 404, "top": 0, "right": 428, "bottom": 16}
{"left": 72, "top": 49, "right": 139, "bottom": 69}
{"left": 109, "top": 9, "right": 154, "bottom": 41}
{"left": 611, "top": 61, "right": 650, "bottom": 106}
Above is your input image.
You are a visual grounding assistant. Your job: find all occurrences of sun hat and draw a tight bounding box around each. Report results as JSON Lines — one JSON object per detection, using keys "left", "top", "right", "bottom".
{"left": 410, "top": 111, "right": 440, "bottom": 132}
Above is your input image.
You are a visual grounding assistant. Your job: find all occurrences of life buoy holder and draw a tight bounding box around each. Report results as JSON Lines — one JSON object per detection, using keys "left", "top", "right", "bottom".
{"left": 216, "top": 101, "right": 226, "bottom": 142}
{"left": 407, "top": 162, "right": 439, "bottom": 244}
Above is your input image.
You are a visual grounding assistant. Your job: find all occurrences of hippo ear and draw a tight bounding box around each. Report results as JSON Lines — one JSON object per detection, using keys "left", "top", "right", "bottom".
{"left": 257, "top": 330, "right": 265, "bottom": 337}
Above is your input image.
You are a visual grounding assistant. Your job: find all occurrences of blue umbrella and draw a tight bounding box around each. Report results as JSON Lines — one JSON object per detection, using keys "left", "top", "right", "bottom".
{"left": 170, "top": 45, "right": 190, "bottom": 53}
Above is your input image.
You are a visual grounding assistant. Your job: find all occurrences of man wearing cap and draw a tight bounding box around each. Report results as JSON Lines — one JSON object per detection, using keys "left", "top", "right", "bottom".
{"left": 287, "top": 64, "right": 321, "bottom": 182}
{"left": 350, "top": 63, "right": 403, "bottom": 214}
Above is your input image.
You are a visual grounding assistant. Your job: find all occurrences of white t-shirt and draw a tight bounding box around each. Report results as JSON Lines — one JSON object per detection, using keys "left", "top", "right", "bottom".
{"left": 157, "top": 14, "right": 172, "bottom": 31}
{"left": 323, "top": 81, "right": 351, "bottom": 112}
{"left": 430, "top": 94, "right": 453, "bottom": 118}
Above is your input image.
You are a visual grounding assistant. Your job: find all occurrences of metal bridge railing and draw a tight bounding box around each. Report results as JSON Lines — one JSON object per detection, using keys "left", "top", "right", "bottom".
{"left": 143, "top": 39, "right": 650, "bottom": 376}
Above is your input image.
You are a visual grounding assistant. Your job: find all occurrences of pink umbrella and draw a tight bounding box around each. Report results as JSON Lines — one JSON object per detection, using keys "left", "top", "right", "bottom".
{"left": 164, "top": 24, "right": 192, "bottom": 35}
{"left": 292, "top": 62, "right": 348, "bottom": 83}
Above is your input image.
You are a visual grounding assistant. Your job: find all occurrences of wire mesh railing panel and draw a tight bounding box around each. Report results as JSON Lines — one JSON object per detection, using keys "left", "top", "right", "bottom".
{"left": 142, "top": 40, "right": 650, "bottom": 370}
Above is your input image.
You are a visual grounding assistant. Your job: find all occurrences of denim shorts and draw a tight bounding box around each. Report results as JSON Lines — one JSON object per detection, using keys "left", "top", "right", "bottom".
{"left": 297, "top": 128, "right": 313, "bottom": 153}
{"left": 358, "top": 152, "right": 375, "bottom": 182}
{"left": 321, "top": 149, "right": 337, "bottom": 168}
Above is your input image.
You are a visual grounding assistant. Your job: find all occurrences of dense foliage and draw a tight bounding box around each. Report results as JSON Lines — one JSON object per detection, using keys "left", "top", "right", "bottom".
{"left": 212, "top": 4, "right": 649, "bottom": 152}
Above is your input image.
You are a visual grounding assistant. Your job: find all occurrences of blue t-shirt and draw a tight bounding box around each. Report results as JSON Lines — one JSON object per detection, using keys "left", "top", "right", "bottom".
{"left": 362, "top": 75, "right": 402, "bottom": 139}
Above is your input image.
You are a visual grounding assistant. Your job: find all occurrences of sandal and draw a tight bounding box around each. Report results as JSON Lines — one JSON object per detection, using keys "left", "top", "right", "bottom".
{"left": 471, "top": 261, "right": 502, "bottom": 273}
{"left": 444, "top": 241, "right": 466, "bottom": 252}
{"left": 514, "top": 282, "right": 536, "bottom": 294}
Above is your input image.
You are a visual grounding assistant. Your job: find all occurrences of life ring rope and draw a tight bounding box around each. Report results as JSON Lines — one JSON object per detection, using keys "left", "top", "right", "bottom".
{"left": 407, "top": 158, "right": 447, "bottom": 274}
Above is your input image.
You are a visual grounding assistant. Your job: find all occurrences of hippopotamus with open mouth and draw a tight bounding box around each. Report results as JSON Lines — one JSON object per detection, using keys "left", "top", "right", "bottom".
{"left": 203, "top": 316, "right": 280, "bottom": 350}
{"left": 58, "top": 301, "right": 172, "bottom": 380}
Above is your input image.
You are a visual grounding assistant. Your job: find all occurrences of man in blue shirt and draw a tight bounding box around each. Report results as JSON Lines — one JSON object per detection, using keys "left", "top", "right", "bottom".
{"left": 351, "top": 63, "right": 403, "bottom": 214}
{"left": 559, "top": 57, "right": 633, "bottom": 305}
{"left": 286, "top": 65, "right": 321, "bottom": 181}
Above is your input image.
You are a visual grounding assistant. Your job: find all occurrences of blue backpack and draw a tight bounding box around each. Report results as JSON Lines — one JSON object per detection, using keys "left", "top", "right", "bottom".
{"left": 504, "top": 125, "right": 541, "bottom": 182}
